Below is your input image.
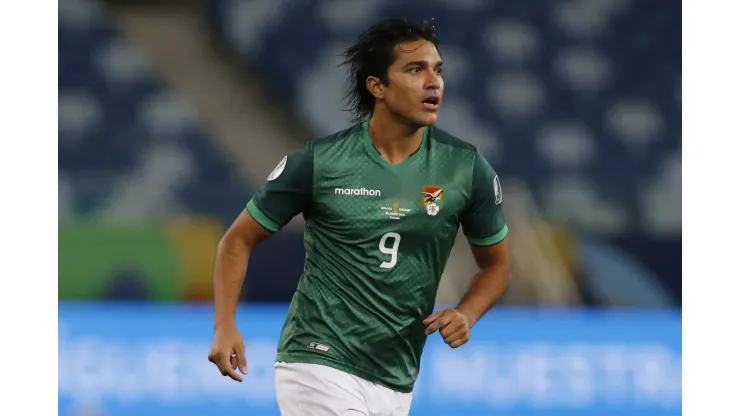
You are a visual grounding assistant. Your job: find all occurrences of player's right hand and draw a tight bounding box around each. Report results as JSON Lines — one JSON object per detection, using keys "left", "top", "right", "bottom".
{"left": 208, "top": 323, "right": 248, "bottom": 382}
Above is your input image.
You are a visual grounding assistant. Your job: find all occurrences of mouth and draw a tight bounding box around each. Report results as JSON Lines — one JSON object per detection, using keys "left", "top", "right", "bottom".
{"left": 422, "top": 96, "right": 440, "bottom": 111}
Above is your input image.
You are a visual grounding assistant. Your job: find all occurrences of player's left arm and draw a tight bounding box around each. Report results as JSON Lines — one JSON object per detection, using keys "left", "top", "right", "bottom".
{"left": 425, "top": 150, "right": 511, "bottom": 348}
{"left": 455, "top": 238, "right": 510, "bottom": 326}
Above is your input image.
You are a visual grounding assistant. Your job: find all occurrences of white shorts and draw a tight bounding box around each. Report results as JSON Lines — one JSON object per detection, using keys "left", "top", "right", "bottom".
{"left": 274, "top": 361, "right": 413, "bottom": 416}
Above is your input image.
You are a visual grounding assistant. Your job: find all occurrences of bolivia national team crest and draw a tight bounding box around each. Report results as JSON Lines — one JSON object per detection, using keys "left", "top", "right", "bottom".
{"left": 421, "top": 185, "right": 445, "bottom": 216}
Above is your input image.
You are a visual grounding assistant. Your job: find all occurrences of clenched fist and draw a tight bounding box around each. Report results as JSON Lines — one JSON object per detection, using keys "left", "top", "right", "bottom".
{"left": 423, "top": 308, "right": 472, "bottom": 348}
{"left": 208, "top": 323, "right": 248, "bottom": 382}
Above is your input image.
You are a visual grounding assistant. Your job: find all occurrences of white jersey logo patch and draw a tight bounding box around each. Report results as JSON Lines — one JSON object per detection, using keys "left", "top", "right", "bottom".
{"left": 267, "top": 155, "right": 287, "bottom": 181}
{"left": 334, "top": 187, "right": 381, "bottom": 197}
{"left": 493, "top": 175, "right": 503, "bottom": 205}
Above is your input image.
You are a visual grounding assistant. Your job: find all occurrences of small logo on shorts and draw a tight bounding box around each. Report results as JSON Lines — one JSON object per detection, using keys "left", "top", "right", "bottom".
{"left": 307, "top": 342, "right": 331, "bottom": 352}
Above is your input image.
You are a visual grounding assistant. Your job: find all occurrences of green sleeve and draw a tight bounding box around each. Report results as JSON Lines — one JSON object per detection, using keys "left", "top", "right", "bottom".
{"left": 246, "top": 145, "right": 314, "bottom": 232}
{"left": 460, "top": 150, "right": 508, "bottom": 246}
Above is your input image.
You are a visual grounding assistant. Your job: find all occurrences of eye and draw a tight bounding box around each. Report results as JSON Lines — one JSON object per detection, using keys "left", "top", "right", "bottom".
{"left": 436, "top": 68, "right": 444, "bottom": 74}
{"left": 411, "top": 67, "right": 421, "bottom": 73}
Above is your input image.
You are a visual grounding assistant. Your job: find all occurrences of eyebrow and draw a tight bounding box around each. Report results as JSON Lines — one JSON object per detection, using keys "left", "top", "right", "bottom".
{"left": 404, "top": 60, "right": 444, "bottom": 69}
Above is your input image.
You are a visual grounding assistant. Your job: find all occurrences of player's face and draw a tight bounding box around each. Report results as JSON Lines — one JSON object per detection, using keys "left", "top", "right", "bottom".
{"left": 383, "top": 40, "right": 444, "bottom": 127}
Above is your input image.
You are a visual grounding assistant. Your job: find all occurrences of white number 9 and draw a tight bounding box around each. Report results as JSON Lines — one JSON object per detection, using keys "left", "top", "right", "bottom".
{"left": 378, "top": 232, "right": 401, "bottom": 269}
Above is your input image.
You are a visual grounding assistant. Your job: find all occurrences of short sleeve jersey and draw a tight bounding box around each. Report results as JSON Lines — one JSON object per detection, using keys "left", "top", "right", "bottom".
{"left": 247, "top": 121, "right": 508, "bottom": 393}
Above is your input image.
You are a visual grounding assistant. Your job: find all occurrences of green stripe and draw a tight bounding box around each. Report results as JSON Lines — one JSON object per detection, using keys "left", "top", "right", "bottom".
{"left": 467, "top": 225, "right": 509, "bottom": 246}
{"left": 58, "top": 222, "right": 183, "bottom": 300}
{"left": 246, "top": 199, "right": 281, "bottom": 232}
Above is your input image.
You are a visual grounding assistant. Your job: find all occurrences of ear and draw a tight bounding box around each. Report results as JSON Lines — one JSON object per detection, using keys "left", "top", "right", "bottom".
{"left": 366, "top": 76, "right": 385, "bottom": 100}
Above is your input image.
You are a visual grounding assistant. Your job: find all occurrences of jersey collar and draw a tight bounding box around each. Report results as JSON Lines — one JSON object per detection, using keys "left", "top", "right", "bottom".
{"left": 361, "top": 120, "right": 429, "bottom": 169}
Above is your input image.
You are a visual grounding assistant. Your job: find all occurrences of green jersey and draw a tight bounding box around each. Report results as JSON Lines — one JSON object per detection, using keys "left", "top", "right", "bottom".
{"left": 246, "top": 121, "right": 508, "bottom": 393}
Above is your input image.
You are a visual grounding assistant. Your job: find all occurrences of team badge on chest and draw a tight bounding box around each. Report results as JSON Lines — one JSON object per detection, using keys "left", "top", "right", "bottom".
{"left": 421, "top": 185, "right": 445, "bottom": 216}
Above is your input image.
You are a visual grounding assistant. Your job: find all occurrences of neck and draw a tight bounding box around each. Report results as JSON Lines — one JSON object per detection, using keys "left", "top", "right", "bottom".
{"left": 367, "top": 108, "right": 425, "bottom": 165}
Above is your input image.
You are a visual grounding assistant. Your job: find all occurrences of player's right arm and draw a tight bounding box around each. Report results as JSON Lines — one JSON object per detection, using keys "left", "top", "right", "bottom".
{"left": 208, "top": 209, "right": 270, "bottom": 381}
{"left": 208, "top": 146, "right": 314, "bottom": 381}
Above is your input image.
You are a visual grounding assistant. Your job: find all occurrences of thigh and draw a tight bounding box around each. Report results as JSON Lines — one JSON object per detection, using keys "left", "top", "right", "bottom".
{"left": 274, "top": 362, "right": 370, "bottom": 416}
{"left": 364, "top": 382, "right": 413, "bottom": 416}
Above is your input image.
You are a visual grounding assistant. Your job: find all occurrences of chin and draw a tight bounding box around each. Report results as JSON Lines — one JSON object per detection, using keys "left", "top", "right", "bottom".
{"left": 419, "top": 114, "right": 439, "bottom": 126}
{"left": 410, "top": 113, "right": 438, "bottom": 127}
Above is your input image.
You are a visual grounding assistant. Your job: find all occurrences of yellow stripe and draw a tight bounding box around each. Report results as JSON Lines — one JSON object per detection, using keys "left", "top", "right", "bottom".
{"left": 167, "top": 216, "right": 225, "bottom": 302}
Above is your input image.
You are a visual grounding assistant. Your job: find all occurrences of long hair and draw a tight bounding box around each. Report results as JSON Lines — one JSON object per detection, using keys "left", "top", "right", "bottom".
{"left": 340, "top": 18, "right": 439, "bottom": 123}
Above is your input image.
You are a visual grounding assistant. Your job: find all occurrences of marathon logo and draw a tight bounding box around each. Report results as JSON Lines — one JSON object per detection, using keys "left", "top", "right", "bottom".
{"left": 334, "top": 187, "right": 381, "bottom": 197}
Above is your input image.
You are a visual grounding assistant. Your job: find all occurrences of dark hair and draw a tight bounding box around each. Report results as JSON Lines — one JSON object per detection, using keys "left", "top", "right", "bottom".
{"left": 340, "top": 18, "right": 439, "bottom": 123}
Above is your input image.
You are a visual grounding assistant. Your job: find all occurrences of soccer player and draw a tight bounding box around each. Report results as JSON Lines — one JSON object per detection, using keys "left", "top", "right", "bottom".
{"left": 208, "top": 18, "right": 511, "bottom": 416}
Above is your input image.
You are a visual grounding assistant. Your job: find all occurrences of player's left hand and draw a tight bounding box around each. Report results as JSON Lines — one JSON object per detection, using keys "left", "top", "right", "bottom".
{"left": 423, "top": 308, "right": 472, "bottom": 348}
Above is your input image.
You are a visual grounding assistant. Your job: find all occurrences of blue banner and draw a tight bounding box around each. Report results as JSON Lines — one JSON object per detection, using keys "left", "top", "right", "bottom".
{"left": 59, "top": 303, "right": 681, "bottom": 416}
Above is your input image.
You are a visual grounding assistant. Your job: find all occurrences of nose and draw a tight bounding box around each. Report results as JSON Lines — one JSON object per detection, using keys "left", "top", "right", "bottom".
{"left": 425, "top": 74, "right": 441, "bottom": 91}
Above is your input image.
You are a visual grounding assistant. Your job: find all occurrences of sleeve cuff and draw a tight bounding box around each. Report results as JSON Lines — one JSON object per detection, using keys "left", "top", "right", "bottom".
{"left": 246, "top": 199, "right": 282, "bottom": 232}
{"left": 466, "top": 225, "right": 508, "bottom": 246}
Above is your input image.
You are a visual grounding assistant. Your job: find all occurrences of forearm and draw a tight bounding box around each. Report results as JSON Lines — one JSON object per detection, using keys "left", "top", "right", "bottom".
{"left": 455, "top": 265, "right": 510, "bottom": 327}
{"left": 213, "top": 235, "right": 251, "bottom": 329}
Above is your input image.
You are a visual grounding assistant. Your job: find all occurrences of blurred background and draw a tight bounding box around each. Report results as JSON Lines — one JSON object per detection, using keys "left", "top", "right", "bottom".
{"left": 58, "top": 0, "right": 681, "bottom": 415}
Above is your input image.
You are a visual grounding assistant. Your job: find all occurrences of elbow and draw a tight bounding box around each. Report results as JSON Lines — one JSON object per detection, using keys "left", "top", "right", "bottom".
{"left": 217, "top": 229, "right": 250, "bottom": 259}
{"left": 484, "top": 261, "right": 511, "bottom": 285}
{"left": 500, "top": 262, "right": 512, "bottom": 284}
{"left": 216, "top": 233, "right": 232, "bottom": 255}
{"left": 501, "top": 268, "right": 512, "bottom": 288}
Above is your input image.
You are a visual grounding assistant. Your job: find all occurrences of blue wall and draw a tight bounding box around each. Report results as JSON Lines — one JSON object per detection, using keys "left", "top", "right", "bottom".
{"left": 59, "top": 303, "right": 681, "bottom": 415}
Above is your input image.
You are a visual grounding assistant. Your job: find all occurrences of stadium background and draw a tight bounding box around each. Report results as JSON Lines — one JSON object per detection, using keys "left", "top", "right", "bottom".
{"left": 58, "top": 0, "right": 681, "bottom": 414}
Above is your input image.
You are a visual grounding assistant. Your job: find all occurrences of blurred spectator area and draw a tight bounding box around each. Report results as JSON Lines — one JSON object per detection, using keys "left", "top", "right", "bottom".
{"left": 58, "top": 0, "right": 681, "bottom": 306}
{"left": 206, "top": 0, "right": 682, "bottom": 305}
{"left": 58, "top": 0, "right": 252, "bottom": 225}
{"left": 207, "top": 0, "right": 681, "bottom": 237}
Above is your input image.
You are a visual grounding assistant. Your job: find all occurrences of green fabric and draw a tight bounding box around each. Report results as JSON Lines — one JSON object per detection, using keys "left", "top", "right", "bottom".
{"left": 252, "top": 121, "right": 508, "bottom": 392}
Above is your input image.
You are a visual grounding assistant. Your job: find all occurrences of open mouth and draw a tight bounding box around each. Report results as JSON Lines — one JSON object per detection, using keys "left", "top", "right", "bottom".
{"left": 422, "top": 96, "right": 440, "bottom": 110}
